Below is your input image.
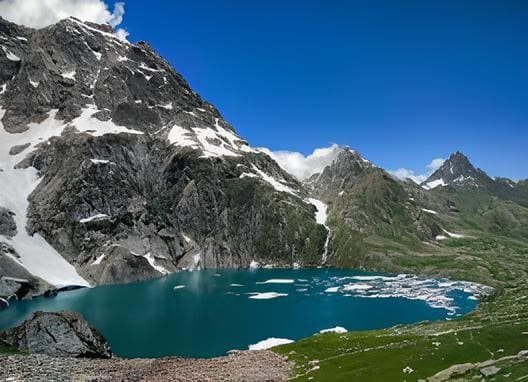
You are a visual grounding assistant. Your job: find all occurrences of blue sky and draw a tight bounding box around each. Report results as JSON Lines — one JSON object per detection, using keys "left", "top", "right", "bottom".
{"left": 115, "top": 0, "right": 527, "bottom": 180}
{"left": 6, "top": 0, "right": 526, "bottom": 179}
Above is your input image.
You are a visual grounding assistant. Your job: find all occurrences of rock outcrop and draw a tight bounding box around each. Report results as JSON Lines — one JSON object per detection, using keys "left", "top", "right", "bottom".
{"left": 0, "top": 243, "right": 51, "bottom": 303}
{"left": 0, "top": 207, "right": 16, "bottom": 237}
{"left": 0, "top": 311, "right": 112, "bottom": 358}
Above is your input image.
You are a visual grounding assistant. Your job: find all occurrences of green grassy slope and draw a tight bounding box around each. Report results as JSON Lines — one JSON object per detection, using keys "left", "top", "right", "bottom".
{"left": 273, "top": 185, "right": 528, "bottom": 381}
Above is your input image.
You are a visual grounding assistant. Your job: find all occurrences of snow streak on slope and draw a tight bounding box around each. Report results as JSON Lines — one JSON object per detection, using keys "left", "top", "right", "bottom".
{"left": 423, "top": 178, "right": 446, "bottom": 190}
{"left": 70, "top": 105, "right": 144, "bottom": 136}
{"left": 167, "top": 116, "right": 257, "bottom": 158}
{"left": 0, "top": 109, "right": 89, "bottom": 287}
{"left": 239, "top": 164, "right": 298, "bottom": 195}
{"left": 305, "top": 198, "right": 330, "bottom": 263}
{"left": 143, "top": 253, "right": 169, "bottom": 274}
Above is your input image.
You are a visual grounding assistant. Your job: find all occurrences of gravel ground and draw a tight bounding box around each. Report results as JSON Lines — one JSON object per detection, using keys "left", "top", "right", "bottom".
{"left": 0, "top": 350, "right": 290, "bottom": 381}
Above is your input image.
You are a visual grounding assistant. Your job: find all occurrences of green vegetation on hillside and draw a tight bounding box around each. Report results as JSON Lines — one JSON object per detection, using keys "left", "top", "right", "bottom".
{"left": 279, "top": 159, "right": 528, "bottom": 381}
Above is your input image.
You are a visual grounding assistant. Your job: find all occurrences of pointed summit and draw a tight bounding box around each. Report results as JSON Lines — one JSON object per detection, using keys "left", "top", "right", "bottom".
{"left": 422, "top": 151, "right": 493, "bottom": 190}
{"left": 305, "top": 147, "right": 377, "bottom": 199}
{"left": 318, "top": 147, "right": 372, "bottom": 180}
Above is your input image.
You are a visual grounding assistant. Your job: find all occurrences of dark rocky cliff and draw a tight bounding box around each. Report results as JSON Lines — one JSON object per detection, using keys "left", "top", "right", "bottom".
{"left": 0, "top": 17, "right": 326, "bottom": 287}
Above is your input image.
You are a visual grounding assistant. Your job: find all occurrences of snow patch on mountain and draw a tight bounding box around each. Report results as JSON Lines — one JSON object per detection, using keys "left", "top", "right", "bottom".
{"left": 421, "top": 208, "right": 437, "bottom": 215}
{"left": 70, "top": 105, "right": 144, "bottom": 136}
{"left": 167, "top": 117, "right": 256, "bottom": 158}
{"left": 143, "top": 253, "right": 169, "bottom": 274}
{"left": 319, "top": 326, "right": 347, "bottom": 334}
{"left": 423, "top": 178, "right": 446, "bottom": 190}
{"left": 61, "top": 70, "right": 76, "bottom": 80}
{"left": 90, "top": 159, "right": 114, "bottom": 165}
{"left": 1, "top": 46, "right": 20, "bottom": 61}
{"left": 240, "top": 164, "right": 297, "bottom": 195}
{"left": 167, "top": 124, "right": 196, "bottom": 147}
{"left": 305, "top": 198, "right": 330, "bottom": 262}
{"left": 436, "top": 229, "right": 465, "bottom": 241}
{"left": 90, "top": 254, "right": 105, "bottom": 266}
{"left": 79, "top": 214, "right": 109, "bottom": 223}
{"left": 248, "top": 337, "right": 293, "bottom": 350}
{"left": 0, "top": 109, "right": 89, "bottom": 287}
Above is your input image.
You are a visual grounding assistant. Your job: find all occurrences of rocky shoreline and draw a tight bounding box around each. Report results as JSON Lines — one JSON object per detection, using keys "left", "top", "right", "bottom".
{"left": 0, "top": 350, "right": 290, "bottom": 382}
{"left": 0, "top": 311, "right": 290, "bottom": 381}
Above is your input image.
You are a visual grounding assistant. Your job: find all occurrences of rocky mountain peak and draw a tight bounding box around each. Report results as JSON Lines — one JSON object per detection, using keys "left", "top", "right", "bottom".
{"left": 66, "top": 17, "right": 115, "bottom": 34}
{"left": 0, "top": 16, "right": 258, "bottom": 158}
{"left": 0, "top": 15, "right": 32, "bottom": 35}
{"left": 422, "top": 151, "right": 492, "bottom": 190}
{"left": 305, "top": 147, "right": 374, "bottom": 198}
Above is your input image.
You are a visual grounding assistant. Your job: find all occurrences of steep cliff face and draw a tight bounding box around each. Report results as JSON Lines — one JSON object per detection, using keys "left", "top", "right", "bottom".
{"left": 0, "top": 17, "right": 326, "bottom": 288}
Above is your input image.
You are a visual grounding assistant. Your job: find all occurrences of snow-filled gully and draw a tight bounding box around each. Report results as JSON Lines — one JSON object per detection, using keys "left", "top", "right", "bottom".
{"left": 305, "top": 198, "right": 330, "bottom": 263}
{"left": 0, "top": 109, "right": 89, "bottom": 287}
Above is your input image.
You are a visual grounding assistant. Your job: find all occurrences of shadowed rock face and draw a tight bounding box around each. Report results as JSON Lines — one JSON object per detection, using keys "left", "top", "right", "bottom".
{"left": 0, "top": 311, "right": 112, "bottom": 358}
{"left": 0, "top": 242, "right": 51, "bottom": 301}
{"left": 0, "top": 16, "right": 326, "bottom": 287}
{"left": 0, "top": 207, "right": 16, "bottom": 237}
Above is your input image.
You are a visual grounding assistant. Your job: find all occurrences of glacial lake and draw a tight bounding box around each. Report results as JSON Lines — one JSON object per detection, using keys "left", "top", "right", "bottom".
{"left": 0, "top": 268, "right": 483, "bottom": 358}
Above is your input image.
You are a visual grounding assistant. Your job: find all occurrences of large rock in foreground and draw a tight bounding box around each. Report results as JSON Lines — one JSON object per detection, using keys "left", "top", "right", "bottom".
{"left": 0, "top": 311, "right": 111, "bottom": 358}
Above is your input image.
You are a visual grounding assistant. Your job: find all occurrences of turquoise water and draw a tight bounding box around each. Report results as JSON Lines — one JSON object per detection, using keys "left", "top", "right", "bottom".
{"left": 0, "top": 268, "right": 480, "bottom": 358}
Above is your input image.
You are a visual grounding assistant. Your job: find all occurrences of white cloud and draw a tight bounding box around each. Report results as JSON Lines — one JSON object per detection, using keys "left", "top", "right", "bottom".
{"left": 107, "top": 1, "right": 124, "bottom": 27}
{"left": 258, "top": 144, "right": 343, "bottom": 180}
{"left": 427, "top": 158, "right": 445, "bottom": 172}
{"left": 0, "top": 0, "right": 128, "bottom": 40}
{"left": 389, "top": 157, "right": 445, "bottom": 184}
{"left": 389, "top": 168, "right": 428, "bottom": 184}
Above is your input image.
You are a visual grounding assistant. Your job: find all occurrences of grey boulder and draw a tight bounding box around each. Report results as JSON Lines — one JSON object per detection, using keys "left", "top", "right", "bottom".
{"left": 0, "top": 311, "right": 112, "bottom": 358}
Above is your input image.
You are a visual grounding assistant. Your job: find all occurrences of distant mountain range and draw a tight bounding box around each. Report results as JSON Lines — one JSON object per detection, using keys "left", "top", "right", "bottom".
{"left": 1, "top": 16, "right": 527, "bottom": 302}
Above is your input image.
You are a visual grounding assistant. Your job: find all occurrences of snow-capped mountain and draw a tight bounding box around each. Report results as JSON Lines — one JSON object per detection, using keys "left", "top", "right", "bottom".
{"left": 421, "top": 151, "right": 494, "bottom": 190}
{"left": 420, "top": 151, "right": 528, "bottom": 207}
{"left": 0, "top": 16, "right": 326, "bottom": 295}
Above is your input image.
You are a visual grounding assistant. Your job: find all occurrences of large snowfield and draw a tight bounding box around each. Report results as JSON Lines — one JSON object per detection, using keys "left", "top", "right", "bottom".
{"left": 0, "top": 109, "right": 89, "bottom": 287}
